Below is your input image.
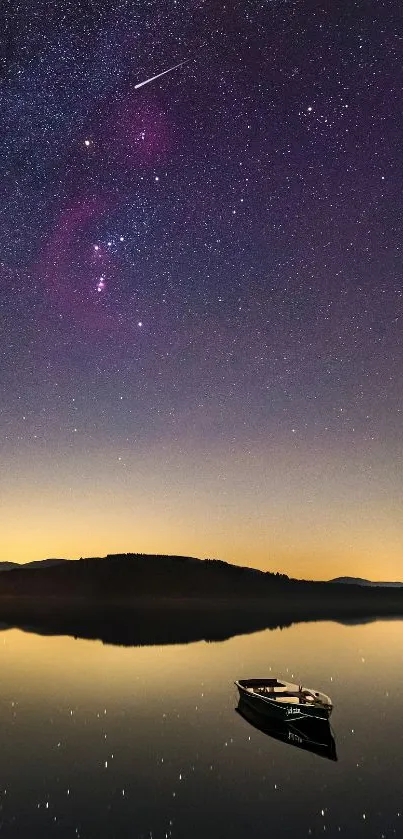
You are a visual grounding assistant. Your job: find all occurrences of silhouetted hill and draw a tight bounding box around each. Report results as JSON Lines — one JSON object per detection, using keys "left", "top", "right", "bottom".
{"left": 330, "top": 576, "right": 403, "bottom": 587}
{"left": 0, "top": 558, "right": 67, "bottom": 572}
{"left": 0, "top": 553, "right": 290, "bottom": 598}
{"left": 25, "top": 558, "right": 67, "bottom": 569}
{"left": 0, "top": 552, "right": 402, "bottom": 608}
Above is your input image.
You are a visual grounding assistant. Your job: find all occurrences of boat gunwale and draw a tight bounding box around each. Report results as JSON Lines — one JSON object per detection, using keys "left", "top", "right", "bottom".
{"left": 234, "top": 679, "right": 332, "bottom": 713}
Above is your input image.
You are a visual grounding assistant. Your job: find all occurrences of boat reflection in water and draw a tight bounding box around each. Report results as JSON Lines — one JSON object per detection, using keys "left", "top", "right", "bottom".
{"left": 236, "top": 695, "right": 338, "bottom": 761}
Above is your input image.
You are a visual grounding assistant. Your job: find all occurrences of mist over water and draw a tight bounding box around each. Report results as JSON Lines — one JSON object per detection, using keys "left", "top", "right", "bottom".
{"left": 0, "top": 619, "right": 402, "bottom": 838}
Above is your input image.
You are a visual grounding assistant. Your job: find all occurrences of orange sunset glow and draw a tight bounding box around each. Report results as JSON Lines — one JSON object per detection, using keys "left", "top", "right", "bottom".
{"left": 2, "top": 433, "right": 401, "bottom": 580}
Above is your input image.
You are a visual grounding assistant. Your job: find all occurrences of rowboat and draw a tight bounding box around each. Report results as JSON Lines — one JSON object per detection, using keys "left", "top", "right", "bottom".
{"left": 236, "top": 695, "right": 337, "bottom": 761}
{"left": 235, "top": 678, "right": 332, "bottom": 722}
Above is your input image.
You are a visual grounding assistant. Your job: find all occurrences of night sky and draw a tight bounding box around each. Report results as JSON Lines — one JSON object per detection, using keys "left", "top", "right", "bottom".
{"left": 1, "top": 0, "right": 402, "bottom": 578}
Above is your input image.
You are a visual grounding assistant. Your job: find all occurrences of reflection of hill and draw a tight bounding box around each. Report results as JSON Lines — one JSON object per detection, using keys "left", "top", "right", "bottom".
{"left": 0, "top": 599, "right": 295, "bottom": 646}
{"left": 0, "top": 553, "right": 402, "bottom": 647}
{"left": 1, "top": 600, "right": 402, "bottom": 648}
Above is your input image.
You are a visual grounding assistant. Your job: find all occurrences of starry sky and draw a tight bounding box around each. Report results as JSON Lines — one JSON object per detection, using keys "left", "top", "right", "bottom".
{"left": 1, "top": 0, "right": 402, "bottom": 578}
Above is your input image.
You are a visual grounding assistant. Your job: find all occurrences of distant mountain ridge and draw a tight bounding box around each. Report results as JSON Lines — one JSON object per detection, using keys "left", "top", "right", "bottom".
{"left": 330, "top": 576, "right": 403, "bottom": 588}
{"left": 0, "top": 559, "right": 67, "bottom": 571}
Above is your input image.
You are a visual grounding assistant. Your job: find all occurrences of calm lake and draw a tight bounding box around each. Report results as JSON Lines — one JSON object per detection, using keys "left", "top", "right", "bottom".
{"left": 0, "top": 619, "right": 402, "bottom": 838}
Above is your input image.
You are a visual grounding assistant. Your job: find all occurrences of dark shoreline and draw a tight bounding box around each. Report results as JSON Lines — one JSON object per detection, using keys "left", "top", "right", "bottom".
{"left": 1, "top": 553, "right": 403, "bottom": 646}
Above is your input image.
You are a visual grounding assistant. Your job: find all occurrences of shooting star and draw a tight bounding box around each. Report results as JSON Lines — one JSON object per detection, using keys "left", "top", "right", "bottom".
{"left": 134, "top": 58, "right": 192, "bottom": 90}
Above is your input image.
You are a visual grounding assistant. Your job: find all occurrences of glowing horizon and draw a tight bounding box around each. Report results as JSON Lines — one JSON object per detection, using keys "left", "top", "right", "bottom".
{"left": 2, "top": 432, "right": 402, "bottom": 581}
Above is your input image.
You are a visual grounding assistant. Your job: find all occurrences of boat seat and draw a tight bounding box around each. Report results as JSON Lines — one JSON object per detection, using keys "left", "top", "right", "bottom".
{"left": 275, "top": 696, "right": 300, "bottom": 704}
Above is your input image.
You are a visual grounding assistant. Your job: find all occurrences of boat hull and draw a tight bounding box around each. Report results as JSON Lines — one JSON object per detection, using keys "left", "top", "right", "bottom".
{"left": 236, "top": 696, "right": 337, "bottom": 761}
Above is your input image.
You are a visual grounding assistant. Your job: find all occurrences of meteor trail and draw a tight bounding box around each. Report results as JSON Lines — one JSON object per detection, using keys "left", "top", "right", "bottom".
{"left": 134, "top": 58, "right": 191, "bottom": 90}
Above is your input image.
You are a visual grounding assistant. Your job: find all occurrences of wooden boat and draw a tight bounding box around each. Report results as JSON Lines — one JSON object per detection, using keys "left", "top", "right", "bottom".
{"left": 235, "top": 678, "right": 332, "bottom": 722}
{"left": 236, "top": 695, "right": 337, "bottom": 761}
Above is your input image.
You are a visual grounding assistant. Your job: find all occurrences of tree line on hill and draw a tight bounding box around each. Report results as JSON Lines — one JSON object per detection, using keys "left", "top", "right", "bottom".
{"left": 0, "top": 553, "right": 402, "bottom": 607}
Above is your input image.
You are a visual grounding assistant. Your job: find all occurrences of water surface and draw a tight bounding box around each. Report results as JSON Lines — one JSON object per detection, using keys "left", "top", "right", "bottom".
{"left": 0, "top": 619, "right": 402, "bottom": 838}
